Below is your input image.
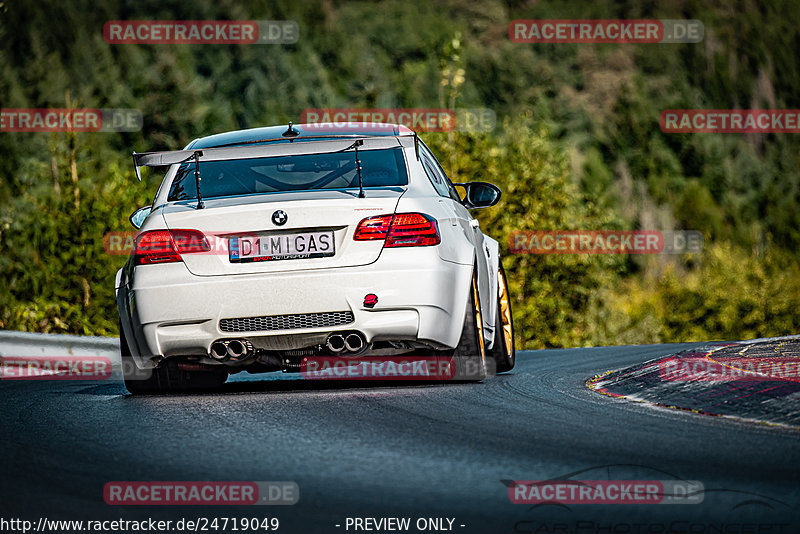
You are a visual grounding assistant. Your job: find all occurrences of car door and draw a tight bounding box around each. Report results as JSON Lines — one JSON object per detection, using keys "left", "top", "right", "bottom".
{"left": 418, "top": 143, "right": 492, "bottom": 331}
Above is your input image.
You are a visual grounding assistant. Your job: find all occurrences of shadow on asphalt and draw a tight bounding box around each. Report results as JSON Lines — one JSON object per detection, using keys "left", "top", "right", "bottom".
{"left": 73, "top": 374, "right": 502, "bottom": 397}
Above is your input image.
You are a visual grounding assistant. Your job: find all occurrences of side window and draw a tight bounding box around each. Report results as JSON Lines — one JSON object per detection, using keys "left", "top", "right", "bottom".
{"left": 419, "top": 144, "right": 461, "bottom": 202}
{"left": 420, "top": 154, "right": 450, "bottom": 198}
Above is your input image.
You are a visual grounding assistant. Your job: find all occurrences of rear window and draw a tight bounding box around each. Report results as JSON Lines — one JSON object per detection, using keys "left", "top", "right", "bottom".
{"left": 168, "top": 147, "right": 408, "bottom": 201}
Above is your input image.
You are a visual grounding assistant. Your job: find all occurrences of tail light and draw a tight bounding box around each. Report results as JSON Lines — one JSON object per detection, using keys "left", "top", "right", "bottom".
{"left": 133, "top": 229, "right": 210, "bottom": 266}
{"left": 354, "top": 213, "right": 440, "bottom": 247}
{"left": 353, "top": 215, "right": 393, "bottom": 241}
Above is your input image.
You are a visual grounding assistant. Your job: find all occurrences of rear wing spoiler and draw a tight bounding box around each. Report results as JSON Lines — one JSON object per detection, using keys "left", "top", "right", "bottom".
{"left": 132, "top": 132, "right": 420, "bottom": 182}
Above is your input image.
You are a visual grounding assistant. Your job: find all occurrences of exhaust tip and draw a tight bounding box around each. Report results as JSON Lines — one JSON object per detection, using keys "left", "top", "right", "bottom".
{"left": 344, "top": 333, "right": 365, "bottom": 353}
{"left": 210, "top": 341, "right": 230, "bottom": 361}
{"left": 326, "top": 334, "right": 346, "bottom": 353}
{"left": 226, "top": 339, "right": 249, "bottom": 361}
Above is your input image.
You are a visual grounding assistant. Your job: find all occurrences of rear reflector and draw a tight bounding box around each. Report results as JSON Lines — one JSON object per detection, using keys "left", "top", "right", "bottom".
{"left": 134, "top": 229, "right": 210, "bottom": 266}
{"left": 354, "top": 213, "right": 440, "bottom": 247}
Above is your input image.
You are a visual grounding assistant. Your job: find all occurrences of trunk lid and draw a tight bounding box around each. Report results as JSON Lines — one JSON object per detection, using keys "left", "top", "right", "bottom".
{"left": 160, "top": 188, "right": 404, "bottom": 276}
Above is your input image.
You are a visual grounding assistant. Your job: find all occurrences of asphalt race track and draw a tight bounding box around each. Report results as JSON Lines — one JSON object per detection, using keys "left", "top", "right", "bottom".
{"left": 1, "top": 342, "right": 798, "bottom": 533}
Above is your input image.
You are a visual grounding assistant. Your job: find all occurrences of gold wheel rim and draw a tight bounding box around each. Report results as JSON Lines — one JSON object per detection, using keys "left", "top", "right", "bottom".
{"left": 472, "top": 274, "right": 486, "bottom": 361}
{"left": 498, "top": 269, "right": 513, "bottom": 357}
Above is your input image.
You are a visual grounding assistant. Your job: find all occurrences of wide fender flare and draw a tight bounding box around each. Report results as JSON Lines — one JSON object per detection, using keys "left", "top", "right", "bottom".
{"left": 482, "top": 236, "right": 500, "bottom": 349}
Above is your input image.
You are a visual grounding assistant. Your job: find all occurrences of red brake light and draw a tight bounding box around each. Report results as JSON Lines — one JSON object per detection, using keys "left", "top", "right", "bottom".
{"left": 386, "top": 213, "right": 440, "bottom": 247}
{"left": 171, "top": 229, "right": 211, "bottom": 254}
{"left": 133, "top": 229, "right": 210, "bottom": 266}
{"left": 354, "top": 213, "right": 440, "bottom": 247}
{"left": 353, "top": 215, "right": 393, "bottom": 241}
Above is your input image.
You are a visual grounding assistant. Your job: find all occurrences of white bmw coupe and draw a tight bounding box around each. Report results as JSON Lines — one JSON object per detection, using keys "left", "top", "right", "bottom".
{"left": 117, "top": 123, "right": 514, "bottom": 393}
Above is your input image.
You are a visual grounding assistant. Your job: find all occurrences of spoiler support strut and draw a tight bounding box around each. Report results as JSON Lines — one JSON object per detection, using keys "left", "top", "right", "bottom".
{"left": 193, "top": 150, "right": 204, "bottom": 209}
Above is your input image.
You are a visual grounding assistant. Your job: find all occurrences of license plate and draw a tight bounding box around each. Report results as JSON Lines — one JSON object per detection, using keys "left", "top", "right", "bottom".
{"left": 229, "top": 231, "right": 335, "bottom": 263}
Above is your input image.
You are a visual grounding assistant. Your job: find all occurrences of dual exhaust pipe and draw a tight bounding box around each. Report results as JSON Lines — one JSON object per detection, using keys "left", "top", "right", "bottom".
{"left": 326, "top": 332, "right": 366, "bottom": 354}
{"left": 209, "top": 339, "right": 251, "bottom": 362}
{"left": 211, "top": 333, "right": 366, "bottom": 360}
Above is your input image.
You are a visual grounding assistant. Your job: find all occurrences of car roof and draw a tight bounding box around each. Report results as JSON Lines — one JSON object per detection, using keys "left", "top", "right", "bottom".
{"left": 188, "top": 123, "right": 415, "bottom": 150}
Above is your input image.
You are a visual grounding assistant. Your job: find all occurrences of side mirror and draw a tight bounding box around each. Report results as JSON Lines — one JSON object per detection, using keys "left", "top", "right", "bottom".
{"left": 129, "top": 206, "right": 152, "bottom": 229}
{"left": 454, "top": 182, "right": 502, "bottom": 209}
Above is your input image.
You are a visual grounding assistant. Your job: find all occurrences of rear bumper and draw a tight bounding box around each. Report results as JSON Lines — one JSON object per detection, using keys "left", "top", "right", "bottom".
{"left": 119, "top": 248, "right": 472, "bottom": 368}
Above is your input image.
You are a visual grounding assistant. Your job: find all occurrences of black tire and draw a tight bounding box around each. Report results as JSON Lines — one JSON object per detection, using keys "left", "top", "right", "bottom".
{"left": 451, "top": 270, "right": 488, "bottom": 381}
{"left": 120, "top": 322, "right": 227, "bottom": 394}
{"left": 486, "top": 263, "right": 515, "bottom": 373}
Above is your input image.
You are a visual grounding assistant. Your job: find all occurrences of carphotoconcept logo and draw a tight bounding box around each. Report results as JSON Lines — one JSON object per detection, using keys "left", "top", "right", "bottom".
{"left": 104, "top": 481, "right": 298, "bottom": 505}
{"left": 0, "top": 108, "right": 142, "bottom": 132}
{"left": 301, "top": 108, "right": 496, "bottom": 132}
{"left": 507, "top": 464, "right": 795, "bottom": 533}
{"left": 509, "top": 19, "right": 703, "bottom": 43}
{"left": 509, "top": 230, "right": 703, "bottom": 255}
{"left": 0, "top": 356, "right": 112, "bottom": 380}
{"left": 661, "top": 109, "right": 800, "bottom": 133}
{"left": 103, "top": 21, "right": 298, "bottom": 44}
